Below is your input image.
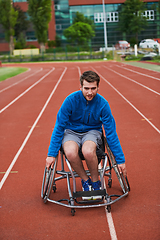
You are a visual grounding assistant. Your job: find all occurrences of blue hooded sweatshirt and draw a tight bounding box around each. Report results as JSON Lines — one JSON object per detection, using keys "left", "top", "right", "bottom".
{"left": 48, "top": 90, "right": 125, "bottom": 164}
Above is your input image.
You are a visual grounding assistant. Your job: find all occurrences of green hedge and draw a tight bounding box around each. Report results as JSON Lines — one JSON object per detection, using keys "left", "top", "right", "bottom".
{"left": 0, "top": 50, "right": 113, "bottom": 63}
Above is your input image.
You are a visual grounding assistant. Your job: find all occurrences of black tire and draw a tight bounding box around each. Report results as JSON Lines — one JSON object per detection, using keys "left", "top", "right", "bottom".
{"left": 108, "top": 179, "right": 112, "bottom": 188}
{"left": 106, "top": 196, "right": 111, "bottom": 213}
{"left": 113, "top": 165, "right": 126, "bottom": 193}
{"left": 107, "top": 205, "right": 111, "bottom": 213}
{"left": 41, "top": 165, "right": 56, "bottom": 202}
{"left": 71, "top": 208, "right": 75, "bottom": 216}
{"left": 52, "top": 184, "right": 57, "bottom": 192}
{"left": 41, "top": 167, "right": 51, "bottom": 199}
{"left": 105, "top": 141, "right": 126, "bottom": 193}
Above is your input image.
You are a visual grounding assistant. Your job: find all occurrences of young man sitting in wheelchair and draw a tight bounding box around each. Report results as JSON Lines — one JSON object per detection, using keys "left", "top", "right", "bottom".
{"left": 46, "top": 70, "right": 126, "bottom": 199}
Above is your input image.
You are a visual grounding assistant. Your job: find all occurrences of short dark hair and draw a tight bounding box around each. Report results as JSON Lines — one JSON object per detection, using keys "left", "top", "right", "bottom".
{"left": 80, "top": 71, "right": 100, "bottom": 87}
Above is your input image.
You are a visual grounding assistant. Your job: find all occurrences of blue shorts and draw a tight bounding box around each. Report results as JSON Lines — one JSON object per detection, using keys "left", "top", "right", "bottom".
{"left": 62, "top": 129, "right": 102, "bottom": 149}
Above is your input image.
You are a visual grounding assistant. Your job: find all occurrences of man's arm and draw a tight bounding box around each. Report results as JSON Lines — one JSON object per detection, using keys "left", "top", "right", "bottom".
{"left": 47, "top": 96, "right": 72, "bottom": 158}
{"left": 102, "top": 102, "right": 126, "bottom": 164}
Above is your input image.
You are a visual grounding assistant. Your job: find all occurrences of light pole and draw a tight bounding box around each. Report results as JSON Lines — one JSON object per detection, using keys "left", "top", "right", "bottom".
{"left": 102, "top": 0, "right": 107, "bottom": 50}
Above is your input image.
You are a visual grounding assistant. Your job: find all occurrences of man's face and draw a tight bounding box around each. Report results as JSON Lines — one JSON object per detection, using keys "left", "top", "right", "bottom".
{"left": 80, "top": 80, "right": 98, "bottom": 101}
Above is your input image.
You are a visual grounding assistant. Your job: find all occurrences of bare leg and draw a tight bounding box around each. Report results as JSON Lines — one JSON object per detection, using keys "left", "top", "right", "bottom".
{"left": 63, "top": 141, "right": 88, "bottom": 181}
{"left": 82, "top": 141, "right": 99, "bottom": 182}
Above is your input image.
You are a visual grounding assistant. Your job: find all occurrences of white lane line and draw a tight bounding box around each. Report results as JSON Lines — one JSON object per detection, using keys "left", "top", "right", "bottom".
{"left": 0, "top": 67, "right": 55, "bottom": 114}
{"left": 105, "top": 211, "right": 118, "bottom": 240}
{"left": 115, "top": 64, "right": 160, "bottom": 81}
{"left": 0, "top": 68, "right": 43, "bottom": 93}
{"left": 79, "top": 65, "right": 118, "bottom": 240}
{"left": 0, "top": 67, "right": 67, "bottom": 190}
{"left": 103, "top": 65, "right": 160, "bottom": 96}
{"left": 98, "top": 164, "right": 118, "bottom": 240}
{"left": 92, "top": 67, "right": 160, "bottom": 134}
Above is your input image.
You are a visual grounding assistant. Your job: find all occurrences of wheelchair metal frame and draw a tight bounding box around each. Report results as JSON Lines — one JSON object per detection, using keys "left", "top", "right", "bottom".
{"left": 41, "top": 139, "right": 130, "bottom": 216}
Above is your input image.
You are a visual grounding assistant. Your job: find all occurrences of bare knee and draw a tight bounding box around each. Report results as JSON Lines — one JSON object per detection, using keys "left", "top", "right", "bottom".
{"left": 63, "top": 141, "right": 79, "bottom": 162}
{"left": 82, "top": 141, "right": 97, "bottom": 161}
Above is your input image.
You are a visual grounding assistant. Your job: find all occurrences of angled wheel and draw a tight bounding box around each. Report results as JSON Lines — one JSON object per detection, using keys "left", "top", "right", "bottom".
{"left": 41, "top": 167, "right": 50, "bottom": 199}
{"left": 112, "top": 162, "right": 130, "bottom": 193}
{"left": 41, "top": 161, "right": 57, "bottom": 203}
{"left": 105, "top": 141, "right": 126, "bottom": 193}
{"left": 112, "top": 164, "right": 126, "bottom": 193}
{"left": 41, "top": 167, "right": 54, "bottom": 203}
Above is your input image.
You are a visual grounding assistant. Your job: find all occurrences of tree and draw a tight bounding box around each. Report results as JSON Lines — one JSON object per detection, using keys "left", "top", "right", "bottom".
{"left": 64, "top": 22, "right": 95, "bottom": 46}
{"left": 14, "top": 5, "right": 29, "bottom": 40}
{"left": 0, "top": 0, "right": 18, "bottom": 54}
{"left": 64, "top": 12, "right": 95, "bottom": 46}
{"left": 27, "top": 0, "right": 52, "bottom": 53}
{"left": 73, "top": 12, "right": 95, "bottom": 31}
{"left": 158, "top": 0, "right": 160, "bottom": 13}
{"left": 118, "top": 0, "right": 148, "bottom": 43}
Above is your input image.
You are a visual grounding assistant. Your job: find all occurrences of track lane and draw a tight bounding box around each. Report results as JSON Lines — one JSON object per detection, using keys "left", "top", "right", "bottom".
{"left": 0, "top": 67, "right": 55, "bottom": 111}
{"left": 0, "top": 68, "right": 43, "bottom": 93}
{"left": 90, "top": 63, "right": 160, "bottom": 239}
{"left": 0, "top": 65, "right": 112, "bottom": 240}
{"left": 0, "top": 67, "right": 65, "bottom": 182}
{"left": 103, "top": 64, "right": 160, "bottom": 95}
{"left": 0, "top": 61, "right": 159, "bottom": 240}
{"left": 93, "top": 64, "right": 160, "bottom": 131}
{"left": 115, "top": 63, "right": 160, "bottom": 81}
{"left": 77, "top": 65, "right": 118, "bottom": 239}
{"left": 78, "top": 62, "right": 159, "bottom": 239}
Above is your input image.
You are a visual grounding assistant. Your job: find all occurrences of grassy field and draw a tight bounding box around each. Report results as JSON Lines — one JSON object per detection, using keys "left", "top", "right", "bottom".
{"left": 124, "top": 61, "right": 160, "bottom": 72}
{"left": 0, "top": 67, "right": 28, "bottom": 82}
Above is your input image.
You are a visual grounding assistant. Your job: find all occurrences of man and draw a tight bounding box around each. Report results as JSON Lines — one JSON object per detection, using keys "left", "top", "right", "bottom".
{"left": 46, "top": 71, "right": 126, "bottom": 196}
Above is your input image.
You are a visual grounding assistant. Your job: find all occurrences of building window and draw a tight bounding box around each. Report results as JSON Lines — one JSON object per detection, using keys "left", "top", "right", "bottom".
{"left": 56, "top": 24, "right": 62, "bottom": 30}
{"left": 144, "top": 10, "right": 154, "bottom": 20}
{"left": 94, "top": 12, "right": 119, "bottom": 23}
{"left": 94, "top": 13, "right": 104, "bottom": 23}
{"left": 54, "top": 4, "right": 60, "bottom": 11}
{"left": 106, "top": 12, "right": 118, "bottom": 22}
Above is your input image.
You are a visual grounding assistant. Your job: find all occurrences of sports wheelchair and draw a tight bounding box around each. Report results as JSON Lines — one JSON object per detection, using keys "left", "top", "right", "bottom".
{"left": 41, "top": 134, "right": 130, "bottom": 216}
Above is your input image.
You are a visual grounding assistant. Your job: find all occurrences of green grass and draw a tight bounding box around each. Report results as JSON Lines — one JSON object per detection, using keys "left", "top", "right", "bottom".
{"left": 0, "top": 67, "right": 28, "bottom": 81}
{"left": 124, "top": 61, "right": 160, "bottom": 72}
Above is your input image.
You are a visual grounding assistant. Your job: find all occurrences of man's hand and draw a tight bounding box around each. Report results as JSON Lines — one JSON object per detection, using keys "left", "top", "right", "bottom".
{"left": 118, "top": 163, "right": 127, "bottom": 177}
{"left": 46, "top": 156, "right": 55, "bottom": 170}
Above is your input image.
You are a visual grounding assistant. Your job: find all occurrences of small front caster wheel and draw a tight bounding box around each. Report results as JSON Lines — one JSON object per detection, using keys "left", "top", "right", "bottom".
{"left": 106, "top": 196, "right": 111, "bottom": 212}
{"left": 71, "top": 208, "right": 75, "bottom": 216}
{"left": 108, "top": 179, "right": 112, "bottom": 188}
{"left": 107, "top": 205, "right": 111, "bottom": 213}
{"left": 52, "top": 184, "right": 57, "bottom": 192}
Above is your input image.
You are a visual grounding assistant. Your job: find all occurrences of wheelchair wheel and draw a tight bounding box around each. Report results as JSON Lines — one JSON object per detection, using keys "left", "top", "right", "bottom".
{"left": 105, "top": 142, "right": 126, "bottom": 193}
{"left": 112, "top": 164, "right": 126, "bottom": 193}
{"left": 41, "top": 166, "right": 56, "bottom": 203}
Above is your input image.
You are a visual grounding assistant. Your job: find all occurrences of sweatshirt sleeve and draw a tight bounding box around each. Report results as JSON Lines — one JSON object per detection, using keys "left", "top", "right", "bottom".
{"left": 47, "top": 96, "right": 72, "bottom": 157}
{"left": 102, "top": 102, "right": 125, "bottom": 164}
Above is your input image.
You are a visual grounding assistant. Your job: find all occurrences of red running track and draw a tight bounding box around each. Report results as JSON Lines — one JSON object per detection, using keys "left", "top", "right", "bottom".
{"left": 0, "top": 61, "right": 160, "bottom": 240}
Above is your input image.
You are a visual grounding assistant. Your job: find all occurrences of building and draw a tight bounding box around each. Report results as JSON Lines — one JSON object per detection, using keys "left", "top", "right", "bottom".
{"left": 0, "top": 0, "right": 159, "bottom": 52}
